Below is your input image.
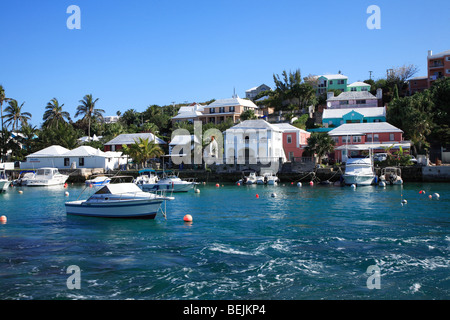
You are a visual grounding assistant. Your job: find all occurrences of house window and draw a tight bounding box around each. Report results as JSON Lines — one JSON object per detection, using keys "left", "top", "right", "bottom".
{"left": 219, "top": 107, "right": 225, "bottom": 113}
{"left": 331, "top": 137, "right": 339, "bottom": 144}
{"left": 342, "top": 136, "right": 348, "bottom": 143}
{"left": 79, "top": 158, "right": 85, "bottom": 166}
{"left": 329, "top": 80, "right": 333, "bottom": 85}
{"left": 355, "top": 100, "right": 366, "bottom": 104}
{"left": 64, "top": 158, "right": 70, "bottom": 166}
{"left": 361, "top": 87, "right": 368, "bottom": 91}
{"left": 338, "top": 80, "right": 345, "bottom": 85}
{"left": 367, "top": 134, "right": 372, "bottom": 142}
{"left": 287, "top": 135, "right": 292, "bottom": 144}
{"left": 390, "top": 133, "right": 395, "bottom": 141}
{"left": 229, "top": 106, "right": 235, "bottom": 112}
{"left": 351, "top": 87, "right": 357, "bottom": 91}
{"left": 353, "top": 136, "right": 362, "bottom": 143}
{"left": 373, "top": 134, "right": 379, "bottom": 142}
{"left": 447, "top": 69, "right": 450, "bottom": 74}
{"left": 210, "top": 108, "right": 215, "bottom": 113}
{"left": 339, "top": 100, "right": 349, "bottom": 105}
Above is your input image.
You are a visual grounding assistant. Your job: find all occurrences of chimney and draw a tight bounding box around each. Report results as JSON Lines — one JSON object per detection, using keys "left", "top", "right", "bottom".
{"left": 327, "top": 91, "right": 334, "bottom": 99}
{"left": 376, "top": 88, "right": 382, "bottom": 100}
{"left": 428, "top": 50, "right": 433, "bottom": 57}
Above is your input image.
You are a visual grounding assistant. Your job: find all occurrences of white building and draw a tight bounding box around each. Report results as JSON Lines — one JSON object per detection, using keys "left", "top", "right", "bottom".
{"left": 20, "top": 145, "right": 127, "bottom": 171}
{"left": 224, "top": 120, "right": 286, "bottom": 165}
{"left": 245, "top": 84, "right": 271, "bottom": 100}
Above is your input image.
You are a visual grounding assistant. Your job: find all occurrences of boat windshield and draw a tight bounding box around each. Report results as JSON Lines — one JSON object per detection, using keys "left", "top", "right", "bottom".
{"left": 95, "top": 186, "right": 112, "bottom": 194}
{"left": 37, "top": 169, "right": 52, "bottom": 175}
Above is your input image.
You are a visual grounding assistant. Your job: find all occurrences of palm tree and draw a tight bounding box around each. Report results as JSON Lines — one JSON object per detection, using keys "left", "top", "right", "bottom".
{"left": 75, "top": 94, "right": 104, "bottom": 141}
{"left": 0, "top": 85, "right": 11, "bottom": 132}
{"left": 121, "top": 137, "right": 163, "bottom": 168}
{"left": 3, "top": 99, "right": 32, "bottom": 132}
{"left": 43, "top": 98, "right": 71, "bottom": 128}
{"left": 305, "top": 132, "right": 335, "bottom": 165}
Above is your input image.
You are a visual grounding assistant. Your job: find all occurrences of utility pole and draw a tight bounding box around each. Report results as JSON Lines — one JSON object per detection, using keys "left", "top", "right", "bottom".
{"left": 369, "top": 71, "right": 373, "bottom": 80}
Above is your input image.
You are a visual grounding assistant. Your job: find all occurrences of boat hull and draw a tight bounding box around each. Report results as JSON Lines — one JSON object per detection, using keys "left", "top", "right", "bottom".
{"left": 65, "top": 199, "right": 163, "bottom": 219}
{"left": 343, "top": 174, "right": 375, "bottom": 186}
{"left": 26, "top": 175, "right": 69, "bottom": 186}
{"left": 0, "top": 180, "right": 9, "bottom": 191}
{"left": 139, "top": 183, "right": 195, "bottom": 192}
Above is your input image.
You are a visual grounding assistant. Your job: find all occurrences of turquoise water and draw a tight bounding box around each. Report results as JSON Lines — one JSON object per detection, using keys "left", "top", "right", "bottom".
{"left": 0, "top": 182, "right": 449, "bottom": 300}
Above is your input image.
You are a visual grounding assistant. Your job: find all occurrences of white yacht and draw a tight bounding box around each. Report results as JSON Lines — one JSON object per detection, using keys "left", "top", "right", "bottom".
{"left": 0, "top": 169, "right": 9, "bottom": 192}
{"left": 85, "top": 175, "right": 111, "bottom": 186}
{"left": 343, "top": 157, "right": 376, "bottom": 186}
{"left": 25, "top": 167, "right": 69, "bottom": 186}
{"left": 65, "top": 182, "right": 174, "bottom": 219}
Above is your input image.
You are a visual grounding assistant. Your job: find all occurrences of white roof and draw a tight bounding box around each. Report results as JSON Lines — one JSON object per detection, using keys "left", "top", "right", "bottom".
{"left": 64, "top": 146, "right": 106, "bottom": 157}
{"left": 104, "top": 133, "right": 166, "bottom": 145}
{"left": 26, "top": 145, "right": 70, "bottom": 158}
{"left": 347, "top": 81, "right": 371, "bottom": 87}
{"left": 207, "top": 97, "right": 258, "bottom": 109}
{"left": 323, "top": 107, "right": 385, "bottom": 119}
{"left": 227, "top": 119, "right": 281, "bottom": 132}
{"left": 272, "top": 123, "right": 309, "bottom": 134}
{"left": 328, "top": 122, "right": 403, "bottom": 136}
{"left": 320, "top": 74, "right": 348, "bottom": 80}
{"left": 327, "top": 91, "right": 377, "bottom": 101}
{"left": 427, "top": 49, "right": 450, "bottom": 59}
{"left": 335, "top": 142, "right": 411, "bottom": 150}
{"left": 171, "top": 110, "right": 203, "bottom": 120}
{"left": 169, "top": 135, "right": 200, "bottom": 145}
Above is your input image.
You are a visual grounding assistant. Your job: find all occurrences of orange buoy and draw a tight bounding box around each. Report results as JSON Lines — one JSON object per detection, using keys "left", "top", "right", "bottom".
{"left": 0, "top": 215, "right": 7, "bottom": 224}
{"left": 309, "top": 181, "right": 314, "bottom": 186}
{"left": 237, "top": 182, "right": 240, "bottom": 186}
{"left": 64, "top": 182, "right": 68, "bottom": 188}
{"left": 183, "top": 214, "right": 193, "bottom": 222}
{"left": 255, "top": 194, "right": 259, "bottom": 199}
{"left": 215, "top": 183, "right": 220, "bottom": 187}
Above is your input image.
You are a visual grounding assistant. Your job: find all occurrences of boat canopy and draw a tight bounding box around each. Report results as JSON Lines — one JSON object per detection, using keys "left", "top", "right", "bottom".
{"left": 95, "top": 183, "right": 142, "bottom": 194}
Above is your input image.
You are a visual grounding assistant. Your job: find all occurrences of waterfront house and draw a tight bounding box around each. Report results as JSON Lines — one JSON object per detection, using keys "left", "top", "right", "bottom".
{"left": 327, "top": 122, "right": 410, "bottom": 162}
{"left": 224, "top": 120, "right": 286, "bottom": 165}
{"left": 272, "top": 123, "right": 311, "bottom": 161}
{"left": 104, "top": 132, "right": 166, "bottom": 152}
{"left": 322, "top": 106, "right": 386, "bottom": 128}
{"left": 408, "top": 76, "right": 429, "bottom": 94}
{"left": 20, "top": 145, "right": 127, "bottom": 171}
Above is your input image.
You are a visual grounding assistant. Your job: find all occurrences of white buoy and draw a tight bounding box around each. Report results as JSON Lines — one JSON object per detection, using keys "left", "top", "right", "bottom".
{"left": 351, "top": 184, "right": 356, "bottom": 189}
{"left": 195, "top": 188, "right": 200, "bottom": 194}
{"left": 433, "top": 193, "right": 440, "bottom": 199}
{"left": 379, "top": 181, "right": 386, "bottom": 187}
{"left": 401, "top": 199, "right": 407, "bottom": 205}
{"left": 297, "top": 182, "right": 302, "bottom": 187}
{"left": 65, "top": 191, "right": 69, "bottom": 196}
{"left": 271, "top": 193, "right": 277, "bottom": 198}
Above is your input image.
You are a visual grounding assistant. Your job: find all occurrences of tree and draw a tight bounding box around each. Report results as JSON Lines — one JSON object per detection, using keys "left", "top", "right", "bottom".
{"left": 305, "top": 132, "right": 335, "bottom": 164}
{"left": 75, "top": 94, "right": 104, "bottom": 140}
{"left": 36, "top": 122, "right": 82, "bottom": 150}
{"left": 122, "top": 137, "right": 163, "bottom": 168}
{"left": 3, "top": 99, "right": 32, "bottom": 131}
{"left": 0, "top": 85, "right": 11, "bottom": 132}
{"left": 240, "top": 109, "right": 257, "bottom": 121}
{"left": 387, "top": 90, "right": 433, "bottom": 155}
{"left": 43, "top": 98, "right": 70, "bottom": 128}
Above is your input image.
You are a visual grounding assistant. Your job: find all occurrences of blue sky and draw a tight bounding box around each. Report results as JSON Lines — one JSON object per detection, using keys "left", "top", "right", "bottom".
{"left": 1, "top": 0, "right": 449, "bottom": 127}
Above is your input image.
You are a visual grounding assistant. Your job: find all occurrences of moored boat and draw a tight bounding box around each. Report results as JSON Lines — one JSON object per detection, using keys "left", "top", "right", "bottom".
{"left": 25, "top": 167, "right": 69, "bottom": 186}
{"left": 85, "top": 175, "right": 111, "bottom": 186}
{"left": 379, "top": 167, "right": 403, "bottom": 185}
{"left": 65, "top": 182, "right": 174, "bottom": 219}
{"left": 0, "top": 169, "right": 9, "bottom": 192}
{"left": 343, "top": 157, "right": 376, "bottom": 186}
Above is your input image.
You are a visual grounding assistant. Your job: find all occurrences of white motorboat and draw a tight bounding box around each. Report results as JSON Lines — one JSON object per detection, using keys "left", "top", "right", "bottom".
{"left": 379, "top": 167, "right": 403, "bottom": 185}
{"left": 25, "top": 167, "right": 69, "bottom": 186}
{"left": 13, "top": 170, "right": 36, "bottom": 186}
{"left": 85, "top": 175, "right": 111, "bottom": 186}
{"left": 237, "top": 172, "right": 258, "bottom": 185}
{"left": 133, "top": 169, "right": 159, "bottom": 186}
{"left": 137, "top": 170, "right": 197, "bottom": 192}
{"left": 65, "top": 182, "right": 174, "bottom": 219}
{"left": 343, "top": 157, "right": 376, "bottom": 186}
{"left": 266, "top": 174, "right": 279, "bottom": 185}
{"left": 0, "top": 169, "right": 9, "bottom": 192}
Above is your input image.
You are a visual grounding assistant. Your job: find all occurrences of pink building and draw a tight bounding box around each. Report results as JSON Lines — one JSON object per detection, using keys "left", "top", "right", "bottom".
{"left": 273, "top": 123, "right": 311, "bottom": 161}
{"left": 328, "top": 122, "right": 410, "bottom": 162}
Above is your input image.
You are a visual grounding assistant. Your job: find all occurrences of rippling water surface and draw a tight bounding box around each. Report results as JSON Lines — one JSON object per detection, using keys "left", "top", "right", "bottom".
{"left": 0, "top": 182, "right": 449, "bottom": 299}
